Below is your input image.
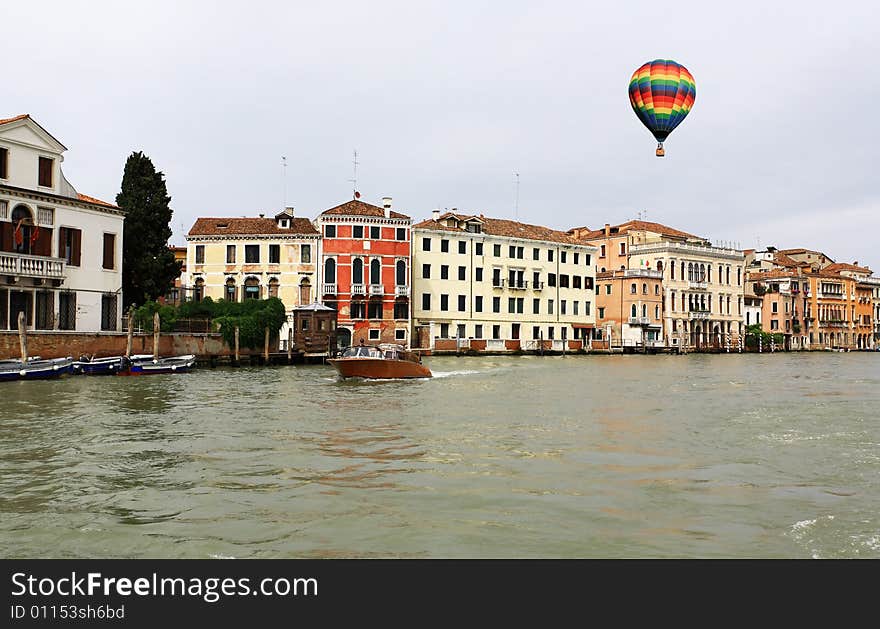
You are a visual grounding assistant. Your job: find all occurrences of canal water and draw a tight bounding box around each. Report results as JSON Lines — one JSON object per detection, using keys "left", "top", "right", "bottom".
{"left": 1, "top": 353, "right": 878, "bottom": 558}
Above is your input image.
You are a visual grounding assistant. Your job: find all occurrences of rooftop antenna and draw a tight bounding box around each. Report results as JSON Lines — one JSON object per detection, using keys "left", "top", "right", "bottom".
{"left": 514, "top": 172, "right": 520, "bottom": 221}
{"left": 349, "top": 149, "right": 359, "bottom": 199}
{"left": 281, "top": 155, "right": 287, "bottom": 210}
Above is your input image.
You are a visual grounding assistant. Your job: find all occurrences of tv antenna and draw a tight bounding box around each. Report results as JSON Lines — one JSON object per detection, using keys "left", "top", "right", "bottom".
{"left": 349, "top": 149, "right": 360, "bottom": 199}
{"left": 514, "top": 172, "right": 520, "bottom": 221}
{"left": 281, "top": 155, "right": 287, "bottom": 209}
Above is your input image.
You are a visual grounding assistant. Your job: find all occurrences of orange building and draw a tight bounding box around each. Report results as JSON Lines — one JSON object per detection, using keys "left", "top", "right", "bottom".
{"left": 163, "top": 246, "right": 187, "bottom": 306}
{"left": 594, "top": 268, "right": 664, "bottom": 348}
{"left": 802, "top": 271, "right": 858, "bottom": 350}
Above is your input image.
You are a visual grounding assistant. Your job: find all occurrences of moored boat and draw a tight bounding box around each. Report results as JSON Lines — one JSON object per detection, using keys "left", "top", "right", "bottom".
{"left": 0, "top": 357, "right": 74, "bottom": 381}
{"left": 73, "top": 355, "right": 127, "bottom": 375}
{"left": 328, "top": 344, "right": 431, "bottom": 379}
{"left": 119, "top": 354, "right": 196, "bottom": 375}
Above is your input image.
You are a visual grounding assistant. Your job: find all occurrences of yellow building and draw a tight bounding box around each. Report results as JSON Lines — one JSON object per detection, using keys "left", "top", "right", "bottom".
{"left": 412, "top": 211, "right": 598, "bottom": 351}
{"left": 186, "top": 209, "right": 319, "bottom": 308}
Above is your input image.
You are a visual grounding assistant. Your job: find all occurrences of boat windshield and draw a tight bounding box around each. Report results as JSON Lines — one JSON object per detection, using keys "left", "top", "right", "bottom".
{"left": 341, "top": 346, "right": 383, "bottom": 358}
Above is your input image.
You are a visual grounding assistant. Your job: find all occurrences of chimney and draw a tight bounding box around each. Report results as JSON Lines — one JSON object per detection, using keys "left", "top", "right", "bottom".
{"left": 285, "top": 206, "right": 295, "bottom": 217}
{"left": 432, "top": 209, "right": 440, "bottom": 221}
{"left": 604, "top": 223, "right": 610, "bottom": 237}
{"left": 259, "top": 213, "right": 265, "bottom": 218}
{"left": 853, "top": 260, "right": 858, "bottom": 266}
{"left": 382, "top": 196, "right": 392, "bottom": 219}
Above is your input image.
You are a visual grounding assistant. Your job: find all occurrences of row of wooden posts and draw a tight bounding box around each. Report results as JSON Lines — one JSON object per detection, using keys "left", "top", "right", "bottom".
{"left": 15, "top": 309, "right": 293, "bottom": 364}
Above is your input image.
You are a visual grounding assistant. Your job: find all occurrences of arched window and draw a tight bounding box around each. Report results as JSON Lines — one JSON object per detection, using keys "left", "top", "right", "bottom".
{"left": 225, "top": 278, "right": 236, "bottom": 302}
{"left": 299, "top": 278, "right": 311, "bottom": 304}
{"left": 642, "top": 283, "right": 647, "bottom": 294}
{"left": 267, "top": 277, "right": 279, "bottom": 299}
{"left": 681, "top": 261, "right": 685, "bottom": 280}
{"left": 352, "top": 258, "right": 363, "bottom": 285}
{"left": 707, "top": 265, "right": 712, "bottom": 283}
{"left": 396, "top": 260, "right": 406, "bottom": 287}
{"left": 688, "top": 263, "right": 694, "bottom": 282}
{"left": 726, "top": 266, "right": 731, "bottom": 285}
{"left": 699, "top": 264, "right": 705, "bottom": 282}
{"left": 657, "top": 260, "right": 663, "bottom": 273}
{"left": 631, "top": 304, "right": 637, "bottom": 318}
{"left": 654, "top": 284, "right": 659, "bottom": 295}
{"left": 370, "top": 258, "right": 381, "bottom": 285}
{"left": 11, "top": 205, "right": 35, "bottom": 254}
{"left": 642, "top": 304, "right": 647, "bottom": 317}
{"left": 244, "top": 276, "right": 260, "bottom": 300}
{"left": 194, "top": 278, "right": 204, "bottom": 302}
{"left": 324, "top": 258, "right": 336, "bottom": 284}
{"left": 630, "top": 283, "right": 637, "bottom": 294}
{"left": 654, "top": 305, "right": 659, "bottom": 319}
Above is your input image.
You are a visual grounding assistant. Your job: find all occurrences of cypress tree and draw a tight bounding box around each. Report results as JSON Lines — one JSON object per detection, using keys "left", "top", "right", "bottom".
{"left": 116, "top": 151, "right": 182, "bottom": 310}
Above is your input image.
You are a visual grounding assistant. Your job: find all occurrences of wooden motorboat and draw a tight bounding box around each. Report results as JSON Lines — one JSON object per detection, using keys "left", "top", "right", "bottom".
{"left": 119, "top": 354, "right": 196, "bottom": 375}
{"left": 328, "top": 344, "right": 431, "bottom": 379}
{"left": 0, "top": 357, "right": 74, "bottom": 381}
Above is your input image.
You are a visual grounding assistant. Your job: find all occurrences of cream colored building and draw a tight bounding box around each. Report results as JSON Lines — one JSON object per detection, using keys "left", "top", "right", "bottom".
{"left": 574, "top": 221, "right": 745, "bottom": 349}
{"left": 412, "top": 211, "right": 597, "bottom": 350}
{"left": 186, "top": 209, "right": 320, "bottom": 307}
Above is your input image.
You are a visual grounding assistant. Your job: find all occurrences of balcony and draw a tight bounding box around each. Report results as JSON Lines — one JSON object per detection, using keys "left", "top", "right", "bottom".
{"left": 492, "top": 279, "right": 505, "bottom": 289}
{"left": 395, "top": 285, "right": 410, "bottom": 297}
{"left": 688, "top": 310, "right": 710, "bottom": 320}
{"left": 533, "top": 281, "right": 545, "bottom": 291}
{"left": 819, "top": 320, "right": 846, "bottom": 328}
{"left": 351, "top": 284, "right": 366, "bottom": 296}
{"left": 369, "top": 284, "right": 384, "bottom": 296}
{"left": 322, "top": 283, "right": 337, "bottom": 295}
{"left": 688, "top": 281, "right": 708, "bottom": 290}
{"left": 508, "top": 280, "right": 529, "bottom": 290}
{"left": 628, "top": 316, "right": 652, "bottom": 325}
{"left": 0, "top": 253, "right": 66, "bottom": 280}
{"left": 624, "top": 269, "right": 663, "bottom": 279}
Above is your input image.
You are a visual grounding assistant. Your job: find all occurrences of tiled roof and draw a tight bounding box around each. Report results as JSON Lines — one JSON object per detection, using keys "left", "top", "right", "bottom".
{"left": 574, "top": 219, "right": 701, "bottom": 241}
{"left": 771, "top": 252, "right": 803, "bottom": 268}
{"left": 77, "top": 193, "right": 119, "bottom": 209}
{"left": 188, "top": 217, "right": 319, "bottom": 237}
{"left": 320, "top": 199, "right": 409, "bottom": 220}
{"left": 414, "top": 212, "right": 586, "bottom": 245}
{"left": 823, "top": 262, "right": 872, "bottom": 275}
{"left": 0, "top": 114, "right": 30, "bottom": 126}
{"left": 747, "top": 269, "right": 801, "bottom": 281}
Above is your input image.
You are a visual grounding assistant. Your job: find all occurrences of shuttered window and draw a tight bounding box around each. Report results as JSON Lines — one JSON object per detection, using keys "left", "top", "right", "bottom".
{"left": 102, "top": 233, "right": 115, "bottom": 269}
{"left": 59, "top": 227, "right": 82, "bottom": 266}
{"left": 0, "top": 148, "right": 8, "bottom": 179}
{"left": 38, "top": 157, "right": 53, "bottom": 187}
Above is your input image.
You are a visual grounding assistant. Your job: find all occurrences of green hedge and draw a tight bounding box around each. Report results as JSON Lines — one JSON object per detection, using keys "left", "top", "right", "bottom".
{"left": 133, "top": 297, "right": 287, "bottom": 349}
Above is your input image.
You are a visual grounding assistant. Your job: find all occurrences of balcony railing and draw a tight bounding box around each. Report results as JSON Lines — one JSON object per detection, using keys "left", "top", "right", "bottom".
{"left": 628, "top": 316, "right": 652, "bottom": 325}
{"left": 395, "top": 285, "right": 410, "bottom": 297}
{"left": 533, "top": 281, "right": 545, "bottom": 291}
{"left": 688, "top": 281, "right": 708, "bottom": 290}
{"left": 351, "top": 284, "right": 366, "bottom": 295}
{"left": 623, "top": 269, "right": 663, "bottom": 279}
{"left": 492, "top": 279, "right": 505, "bottom": 288}
{"left": 322, "top": 283, "right": 337, "bottom": 295}
{"left": 369, "top": 284, "right": 384, "bottom": 296}
{"left": 508, "top": 280, "right": 528, "bottom": 290}
{"left": 0, "top": 252, "right": 66, "bottom": 279}
{"left": 688, "top": 310, "right": 710, "bottom": 320}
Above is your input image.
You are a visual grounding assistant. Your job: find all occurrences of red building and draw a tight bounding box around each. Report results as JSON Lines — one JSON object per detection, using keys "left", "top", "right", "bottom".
{"left": 316, "top": 197, "right": 411, "bottom": 347}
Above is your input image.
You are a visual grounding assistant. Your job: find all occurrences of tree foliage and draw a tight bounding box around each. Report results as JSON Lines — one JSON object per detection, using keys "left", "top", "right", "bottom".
{"left": 744, "top": 323, "right": 785, "bottom": 349}
{"left": 133, "top": 297, "right": 287, "bottom": 349}
{"left": 117, "top": 151, "right": 182, "bottom": 310}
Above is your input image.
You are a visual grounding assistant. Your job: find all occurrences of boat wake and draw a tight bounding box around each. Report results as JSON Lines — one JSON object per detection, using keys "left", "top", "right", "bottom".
{"left": 430, "top": 369, "right": 481, "bottom": 379}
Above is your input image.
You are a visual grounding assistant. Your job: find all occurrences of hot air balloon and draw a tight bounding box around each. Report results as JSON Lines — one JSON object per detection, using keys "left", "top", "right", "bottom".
{"left": 628, "top": 59, "right": 696, "bottom": 157}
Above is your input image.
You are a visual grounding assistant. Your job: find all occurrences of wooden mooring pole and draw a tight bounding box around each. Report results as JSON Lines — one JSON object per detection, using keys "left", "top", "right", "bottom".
{"left": 234, "top": 326, "right": 240, "bottom": 365}
{"left": 125, "top": 306, "right": 134, "bottom": 357}
{"left": 18, "top": 311, "right": 27, "bottom": 363}
{"left": 287, "top": 328, "right": 292, "bottom": 363}
{"left": 264, "top": 326, "right": 270, "bottom": 363}
{"left": 153, "top": 312, "right": 160, "bottom": 361}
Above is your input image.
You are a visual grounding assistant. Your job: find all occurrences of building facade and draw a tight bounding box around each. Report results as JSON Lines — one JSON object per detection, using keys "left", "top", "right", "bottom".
{"left": 412, "top": 211, "right": 597, "bottom": 350}
{"left": 0, "top": 114, "right": 124, "bottom": 334}
{"left": 186, "top": 209, "right": 320, "bottom": 307}
{"left": 746, "top": 269, "right": 809, "bottom": 350}
{"left": 575, "top": 221, "right": 745, "bottom": 349}
{"left": 594, "top": 268, "right": 664, "bottom": 347}
{"left": 315, "top": 198, "right": 411, "bottom": 348}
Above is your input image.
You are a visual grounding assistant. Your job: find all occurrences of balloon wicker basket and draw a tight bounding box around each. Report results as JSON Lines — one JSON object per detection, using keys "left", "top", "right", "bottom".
{"left": 655, "top": 144, "right": 665, "bottom": 157}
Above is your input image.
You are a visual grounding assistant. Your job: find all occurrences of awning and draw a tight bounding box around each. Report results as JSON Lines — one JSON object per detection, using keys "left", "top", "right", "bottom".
{"left": 572, "top": 323, "right": 594, "bottom": 329}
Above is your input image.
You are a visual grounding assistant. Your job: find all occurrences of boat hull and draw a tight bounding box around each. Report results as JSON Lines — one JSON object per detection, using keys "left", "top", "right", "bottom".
{"left": 0, "top": 358, "right": 74, "bottom": 381}
{"left": 120, "top": 355, "right": 196, "bottom": 375}
{"left": 74, "top": 356, "right": 126, "bottom": 375}
{"left": 328, "top": 357, "right": 432, "bottom": 379}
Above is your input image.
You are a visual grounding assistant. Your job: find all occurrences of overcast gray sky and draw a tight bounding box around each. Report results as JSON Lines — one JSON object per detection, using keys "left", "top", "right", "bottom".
{"left": 6, "top": 0, "right": 878, "bottom": 268}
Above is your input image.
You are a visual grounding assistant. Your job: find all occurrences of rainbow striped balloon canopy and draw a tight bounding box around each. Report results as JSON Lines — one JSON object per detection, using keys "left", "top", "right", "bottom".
{"left": 628, "top": 59, "right": 696, "bottom": 156}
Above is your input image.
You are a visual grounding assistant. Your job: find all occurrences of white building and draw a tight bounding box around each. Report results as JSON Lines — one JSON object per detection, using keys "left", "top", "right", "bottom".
{"left": 0, "top": 115, "right": 124, "bottom": 332}
{"left": 412, "top": 211, "right": 598, "bottom": 350}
